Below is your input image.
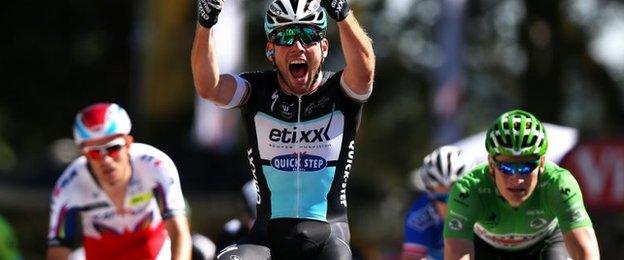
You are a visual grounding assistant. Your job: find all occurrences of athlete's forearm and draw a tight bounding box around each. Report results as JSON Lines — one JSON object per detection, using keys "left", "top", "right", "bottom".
{"left": 337, "top": 13, "right": 375, "bottom": 92}
{"left": 563, "top": 227, "right": 600, "bottom": 260}
{"left": 46, "top": 247, "right": 71, "bottom": 260}
{"left": 191, "top": 24, "right": 221, "bottom": 101}
{"left": 443, "top": 238, "right": 474, "bottom": 260}
{"left": 166, "top": 216, "right": 192, "bottom": 260}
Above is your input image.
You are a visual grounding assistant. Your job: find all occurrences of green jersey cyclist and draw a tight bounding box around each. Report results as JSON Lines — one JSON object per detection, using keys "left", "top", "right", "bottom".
{"left": 443, "top": 110, "right": 600, "bottom": 259}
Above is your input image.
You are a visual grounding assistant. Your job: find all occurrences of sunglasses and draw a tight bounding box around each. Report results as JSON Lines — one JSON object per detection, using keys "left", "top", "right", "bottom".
{"left": 494, "top": 159, "right": 540, "bottom": 176}
{"left": 269, "top": 25, "right": 325, "bottom": 46}
{"left": 83, "top": 138, "right": 126, "bottom": 160}
{"left": 427, "top": 192, "right": 449, "bottom": 203}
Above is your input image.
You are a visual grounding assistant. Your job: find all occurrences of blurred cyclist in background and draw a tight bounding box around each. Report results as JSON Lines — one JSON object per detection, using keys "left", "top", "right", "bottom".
{"left": 192, "top": 0, "right": 374, "bottom": 258}
{"left": 216, "top": 180, "right": 257, "bottom": 253}
{"left": 47, "top": 103, "right": 191, "bottom": 260}
{"left": 444, "top": 109, "right": 600, "bottom": 259}
{"left": 401, "top": 146, "right": 472, "bottom": 260}
{"left": 0, "top": 214, "right": 21, "bottom": 260}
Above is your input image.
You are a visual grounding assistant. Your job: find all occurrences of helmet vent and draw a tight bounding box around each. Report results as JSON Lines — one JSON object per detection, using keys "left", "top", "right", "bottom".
{"left": 276, "top": 17, "right": 290, "bottom": 23}
{"left": 300, "top": 15, "right": 315, "bottom": 21}
{"left": 522, "top": 135, "right": 535, "bottom": 147}
{"left": 445, "top": 153, "right": 452, "bottom": 176}
{"left": 275, "top": 1, "right": 287, "bottom": 14}
{"left": 457, "top": 166, "right": 465, "bottom": 175}
{"left": 495, "top": 134, "right": 508, "bottom": 147}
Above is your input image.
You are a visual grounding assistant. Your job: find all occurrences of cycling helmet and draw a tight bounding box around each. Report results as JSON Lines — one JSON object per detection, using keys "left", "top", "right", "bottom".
{"left": 264, "top": 0, "right": 328, "bottom": 39}
{"left": 411, "top": 146, "right": 471, "bottom": 191}
{"left": 485, "top": 109, "right": 548, "bottom": 157}
{"left": 73, "top": 103, "right": 132, "bottom": 145}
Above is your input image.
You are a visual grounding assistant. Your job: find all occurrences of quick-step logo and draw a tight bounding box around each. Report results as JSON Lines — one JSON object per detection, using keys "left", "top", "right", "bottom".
{"left": 271, "top": 152, "right": 327, "bottom": 172}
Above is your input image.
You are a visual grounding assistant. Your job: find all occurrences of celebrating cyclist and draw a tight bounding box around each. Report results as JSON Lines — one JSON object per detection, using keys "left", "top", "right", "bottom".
{"left": 47, "top": 103, "right": 192, "bottom": 260}
{"left": 443, "top": 109, "right": 599, "bottom": 259}
{"left": 192, "top": 0, "right": 374, "bottom": 258}
{"left": 402, "top": 146, "right": 472, "bottom": 260}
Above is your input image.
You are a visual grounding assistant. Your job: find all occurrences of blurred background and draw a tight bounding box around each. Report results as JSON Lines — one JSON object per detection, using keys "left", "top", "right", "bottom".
{"left": 2, "top": 0, "right": 624, "bottom": 258}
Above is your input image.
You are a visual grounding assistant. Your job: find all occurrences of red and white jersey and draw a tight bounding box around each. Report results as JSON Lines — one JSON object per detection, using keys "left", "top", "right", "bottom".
{"left": 48, "top": 143, "right": 186, "bottom": 260}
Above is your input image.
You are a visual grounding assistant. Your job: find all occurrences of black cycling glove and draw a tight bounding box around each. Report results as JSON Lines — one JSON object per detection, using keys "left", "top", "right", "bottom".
{"left": 321, "top": 0, "right": 350, "bottom": 22}
{"left": 197, "top": 0, "right": 223, "bottom": 28}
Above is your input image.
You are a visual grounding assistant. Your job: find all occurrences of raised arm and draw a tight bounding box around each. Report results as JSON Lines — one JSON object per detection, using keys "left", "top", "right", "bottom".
{"left": 322, "top": 0, "right": 375, "bottom": 95}
{"left": 444, "top": 238, "right": 474, "bottom": 260}
{"left": 191, "top": 0, "right": 239, "bottom": 106}
{"left": 563, "top": 227, "right": 600, "bottom": 260}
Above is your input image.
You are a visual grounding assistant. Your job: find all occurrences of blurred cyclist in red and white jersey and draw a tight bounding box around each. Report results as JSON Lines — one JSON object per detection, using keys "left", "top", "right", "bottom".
{"left": 47, "top": 102, "right": 192, "bottom": 260}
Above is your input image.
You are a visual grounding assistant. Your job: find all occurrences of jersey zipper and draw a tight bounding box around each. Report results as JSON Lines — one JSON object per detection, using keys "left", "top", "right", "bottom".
{"left": 296, "top": 95, "right": 302, "bottom": 218}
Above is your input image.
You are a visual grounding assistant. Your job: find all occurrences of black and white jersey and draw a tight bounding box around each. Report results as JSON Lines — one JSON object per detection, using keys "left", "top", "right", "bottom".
{"left": 232, "top": 70, "right": 369, "bottom": 223}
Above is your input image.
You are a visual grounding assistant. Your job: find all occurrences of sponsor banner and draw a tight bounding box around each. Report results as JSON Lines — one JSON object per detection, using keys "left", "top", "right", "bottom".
{"left": 254, "top": 111, "right": 345, "bottom": 161}
{"left": 560, "top": 139, "right": 624, "bottom": 211}
{"left": 473, "top": 220, "right": 558, "bottom": 250}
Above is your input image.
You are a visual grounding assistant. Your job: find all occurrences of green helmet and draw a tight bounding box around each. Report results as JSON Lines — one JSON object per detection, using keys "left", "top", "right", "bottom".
{"left": 485, "top": 109, "right": 548, "bottom": 157}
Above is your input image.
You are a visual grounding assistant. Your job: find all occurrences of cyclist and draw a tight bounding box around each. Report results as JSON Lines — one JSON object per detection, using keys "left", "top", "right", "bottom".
{"left": 402, "top": 146, "right": 472, "bottom": 260}
{"left": 0, "top": 214, "right": 21, "bottom": 260}
{"left": 216, "top": 180, "right": 257, "bottom": 253}
{"left": 443, "top": 109, "right": 600, "bottom": 259}
{"left": 47, "top": 103, "right": 192, "bottom": 260}
{"left": 192, "top": 0, "right": 375, "bottom": 258}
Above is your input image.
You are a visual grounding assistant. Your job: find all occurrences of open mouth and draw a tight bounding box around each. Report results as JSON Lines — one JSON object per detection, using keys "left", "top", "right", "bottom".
{"left": 289, "top": 60, "right": 309, "bottom": 81}
{"left": 507, "top": 187, "right": 526, "bottom": 195}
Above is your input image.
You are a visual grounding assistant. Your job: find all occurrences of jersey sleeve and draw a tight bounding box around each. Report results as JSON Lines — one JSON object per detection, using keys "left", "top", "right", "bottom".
{"left": 238, "top": 71, "right": 269, "bottom": 109}
{"left": 146, "top": 150, "right": 188, "bottom": 219}
{"left": 402, "top": 197, "right": 436, "bottom": 257}
{"left": 548, "top": 168, "right": 593, "bottom": 233}
{"left": 336, "top": 70, "right": 372, "bottom": 102}
{"left": 216, "top": 73, "right": 250, "bottom": 109}
{"left": 443, "top": 176, "right": 479, "bottom": 240}
{"left": 48, "top": 168, "right": 82, "bottom": 248}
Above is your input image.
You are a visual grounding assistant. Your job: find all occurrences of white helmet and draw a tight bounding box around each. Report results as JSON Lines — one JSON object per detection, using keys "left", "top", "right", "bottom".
{"left": 411, "top": 146, "right": 472, "bottom": 191}
{"left": 264, "top": 0, "right": 328, "bottom": 38}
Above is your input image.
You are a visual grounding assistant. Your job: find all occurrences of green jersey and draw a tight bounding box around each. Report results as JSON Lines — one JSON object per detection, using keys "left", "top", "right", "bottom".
{"left": 443, "top": 161, "right": 592, "bottom": 250}
{"left": 0, "top": 214, "right": 20, "bottom": 260}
